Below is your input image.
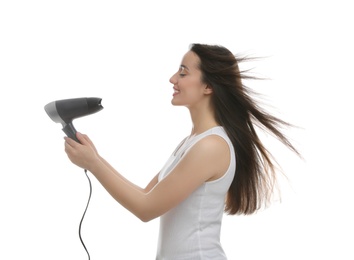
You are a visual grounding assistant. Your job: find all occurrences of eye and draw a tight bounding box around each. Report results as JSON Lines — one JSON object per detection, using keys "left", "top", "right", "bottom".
{"left": 179, "top": 66, "right": 187, "bottom": 77}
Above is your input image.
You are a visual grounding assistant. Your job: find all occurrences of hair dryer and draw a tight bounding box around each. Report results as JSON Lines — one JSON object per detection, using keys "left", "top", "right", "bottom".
{"left": 44, "top": 97, "right": 103, "bottom": 142}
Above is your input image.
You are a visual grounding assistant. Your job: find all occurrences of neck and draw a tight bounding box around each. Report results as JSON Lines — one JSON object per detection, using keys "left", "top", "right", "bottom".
{"left": 188, "top": 103, "right": 219, "bottom": 136}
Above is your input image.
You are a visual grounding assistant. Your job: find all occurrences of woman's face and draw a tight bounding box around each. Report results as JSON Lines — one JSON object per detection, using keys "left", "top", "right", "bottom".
{"left": 169, "top": 51, "right": 211, "bottom": 108}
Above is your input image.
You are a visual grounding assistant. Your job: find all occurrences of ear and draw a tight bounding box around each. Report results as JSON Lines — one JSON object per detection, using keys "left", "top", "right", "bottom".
{"left": 204, "top": 85, "right": 213, "bottom": 95}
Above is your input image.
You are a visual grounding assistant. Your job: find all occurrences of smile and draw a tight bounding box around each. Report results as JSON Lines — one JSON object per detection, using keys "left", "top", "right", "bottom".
{"left": 173, "top": 88, "right": 180, "bottom": 96}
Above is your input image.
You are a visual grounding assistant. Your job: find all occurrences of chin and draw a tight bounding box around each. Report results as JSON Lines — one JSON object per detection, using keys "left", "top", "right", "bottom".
{"left": 171, "top": 100, "right": 184, "bottom": 107}
{"left": 171, "top": 98, "right": 179, "bottom": 106}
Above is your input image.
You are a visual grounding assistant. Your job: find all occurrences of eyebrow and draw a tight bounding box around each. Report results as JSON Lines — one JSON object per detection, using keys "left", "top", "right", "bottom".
{"left": 180, "top": 65, "right": 190, "bottom": 71}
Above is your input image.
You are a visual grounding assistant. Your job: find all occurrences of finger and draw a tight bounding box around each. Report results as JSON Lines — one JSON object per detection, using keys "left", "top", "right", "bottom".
{"left": 76, "top": 132, "right": 89, "bottom": 145}
{"left": 79, "top": 133, "right": 91, "bottom": 143}
{"left": 64, "top": 136, "right": 79, "bottom": 148}
{"left": 77, "top": 132, "right": 96, "bottom": 151}
{"left": 82, "top": 133, "right": 94, "bottom": 147}
{"left": 64, "top": 138, "right": 74, "bottom": 155}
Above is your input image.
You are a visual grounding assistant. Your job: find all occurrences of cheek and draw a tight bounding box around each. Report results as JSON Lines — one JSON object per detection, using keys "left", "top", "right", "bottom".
{"left": 183, "top": 87, "right": 205, "bottom": 104}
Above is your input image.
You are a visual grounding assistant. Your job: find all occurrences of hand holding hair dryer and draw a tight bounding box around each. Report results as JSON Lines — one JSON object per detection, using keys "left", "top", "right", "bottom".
{"left": 44, "top": 97, "right": 103, "bottom": 142}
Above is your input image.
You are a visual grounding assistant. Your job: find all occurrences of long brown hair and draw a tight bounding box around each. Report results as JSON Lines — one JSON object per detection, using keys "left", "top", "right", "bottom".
{"left": 190, "top": 43, "right": 300, "bottom": 215}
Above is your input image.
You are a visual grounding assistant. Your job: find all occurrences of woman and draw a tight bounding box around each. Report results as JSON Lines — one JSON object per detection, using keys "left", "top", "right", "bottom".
{"left": 64, "top": 43, "right": 299, "bottom": 259}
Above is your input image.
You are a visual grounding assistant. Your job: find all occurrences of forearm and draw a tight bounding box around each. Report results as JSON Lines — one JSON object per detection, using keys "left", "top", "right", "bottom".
{"left": 99, "top": 156, "right": 146, "bottom": 192}
{"left": 64, "top": 133, "right": 156, "bottom": 221}
{"left": 87, "top": 158, "right": 151, "bottom": 222}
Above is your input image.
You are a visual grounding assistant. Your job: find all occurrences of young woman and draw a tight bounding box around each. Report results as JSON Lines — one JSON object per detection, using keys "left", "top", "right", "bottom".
{"left": 64, "top": 43, "right": 299, "bottom": 259}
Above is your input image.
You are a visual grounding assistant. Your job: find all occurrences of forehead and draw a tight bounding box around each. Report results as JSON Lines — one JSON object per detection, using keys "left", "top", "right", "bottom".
{"left": 180, "top": 51, "right": 200, "bottom": 70}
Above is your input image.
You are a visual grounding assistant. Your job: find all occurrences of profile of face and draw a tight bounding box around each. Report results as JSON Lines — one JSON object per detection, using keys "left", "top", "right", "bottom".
{"left": 170, "top": 51, "right": 212, "bottom": 108}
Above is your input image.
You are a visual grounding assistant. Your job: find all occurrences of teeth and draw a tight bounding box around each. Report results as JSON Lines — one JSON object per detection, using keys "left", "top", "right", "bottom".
{"left": 174, "top": 89, "right": 180, "bottom": 93}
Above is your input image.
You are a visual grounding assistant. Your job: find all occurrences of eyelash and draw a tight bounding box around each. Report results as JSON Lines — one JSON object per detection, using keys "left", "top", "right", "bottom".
{"left": 179, "top": 73, "right": 186, "bottom": 77}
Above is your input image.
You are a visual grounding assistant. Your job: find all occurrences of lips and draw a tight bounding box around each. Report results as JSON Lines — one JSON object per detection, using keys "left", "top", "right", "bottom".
{"left": 173, "top": 88, "right": 180, "bottom": 96}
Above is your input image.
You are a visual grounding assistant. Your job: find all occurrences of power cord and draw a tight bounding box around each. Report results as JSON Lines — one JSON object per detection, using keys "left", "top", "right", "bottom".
{"left": 79, "top": 169, "right": 92, "bottom": 260}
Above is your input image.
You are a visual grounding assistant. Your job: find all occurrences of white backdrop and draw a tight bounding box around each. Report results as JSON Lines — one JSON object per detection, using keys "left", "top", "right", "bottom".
{"left": 1, "top": 1, "right": 353, "bottom": 259}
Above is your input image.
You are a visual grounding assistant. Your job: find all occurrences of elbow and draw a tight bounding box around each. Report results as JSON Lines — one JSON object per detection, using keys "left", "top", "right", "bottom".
{"left": 139, "top": 216, "right": 152, "bottom": 223}
{"left": 126, "top": 193, "right": 160, "bottom": 222}
{"left": 137, "top": 212, "right": 158, "bottom": 223}
{"left": 134, "top": 201, "right": 159, "bottom": 222}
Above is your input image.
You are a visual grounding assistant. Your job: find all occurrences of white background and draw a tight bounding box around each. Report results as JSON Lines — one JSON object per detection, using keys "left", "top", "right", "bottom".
{"left": 1, "top": 1, "right": 353, "bottom": 259}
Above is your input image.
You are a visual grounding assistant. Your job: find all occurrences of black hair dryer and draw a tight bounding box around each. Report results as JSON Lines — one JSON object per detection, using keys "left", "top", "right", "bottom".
{"left": 44, "top": 97, "right": 103, "bottom": 142}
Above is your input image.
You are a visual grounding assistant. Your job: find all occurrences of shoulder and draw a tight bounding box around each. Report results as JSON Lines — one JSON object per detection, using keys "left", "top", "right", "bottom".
{"left": 193, "top": 134, "right": 229, "bottom": 152}
{"left": 184, "top": 134, "right": 230, "bottom": 167}
{"left": 182, "top": 134, "right": 231, "bottom": 181}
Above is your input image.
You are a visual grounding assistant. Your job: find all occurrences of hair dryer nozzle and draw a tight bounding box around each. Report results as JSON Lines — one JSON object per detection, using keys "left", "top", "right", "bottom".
{"left": 44, "top": 97, "right": 103, "bottom": 142}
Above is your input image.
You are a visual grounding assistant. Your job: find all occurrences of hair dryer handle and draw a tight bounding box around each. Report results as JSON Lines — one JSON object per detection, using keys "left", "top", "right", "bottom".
{"left": 63, "top": 123, "right": 80, "bottom": 143}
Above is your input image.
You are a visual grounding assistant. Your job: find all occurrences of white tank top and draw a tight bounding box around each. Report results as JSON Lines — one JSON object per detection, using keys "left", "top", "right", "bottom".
{"left": 156, "top": 126, "right": 236, "bottom": 260}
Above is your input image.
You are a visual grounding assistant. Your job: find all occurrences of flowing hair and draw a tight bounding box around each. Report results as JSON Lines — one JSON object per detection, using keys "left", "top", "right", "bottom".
{"left": 190, "top": 43, "right": 300, "bottom": 215}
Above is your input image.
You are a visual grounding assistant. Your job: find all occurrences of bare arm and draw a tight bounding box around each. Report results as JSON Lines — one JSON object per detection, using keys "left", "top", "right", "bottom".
{"left": 64, "top": 133, "right": 230, "bottom": 222}
{"left": 99, "top": 157, "right": 159, "bottom": 193}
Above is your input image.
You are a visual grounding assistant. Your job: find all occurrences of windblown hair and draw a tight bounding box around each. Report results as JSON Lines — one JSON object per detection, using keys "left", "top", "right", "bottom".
{"left": 190, "top": 43, "right": 300, "bottom": 215}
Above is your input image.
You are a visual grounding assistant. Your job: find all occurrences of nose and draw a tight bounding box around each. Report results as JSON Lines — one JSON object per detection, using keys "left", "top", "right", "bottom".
{"left": 169, "top": 72, "right": 177, "bottom": 84}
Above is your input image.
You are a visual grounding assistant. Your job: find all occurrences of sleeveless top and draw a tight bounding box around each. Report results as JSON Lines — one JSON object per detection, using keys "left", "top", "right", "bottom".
{"left": 156, "top": 126, "right": 236, "bottom": 260}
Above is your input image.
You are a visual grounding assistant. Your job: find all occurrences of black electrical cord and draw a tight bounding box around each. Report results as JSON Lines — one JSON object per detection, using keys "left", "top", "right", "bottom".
{"left": 79, "top": 169, "right": 92, "bottom": 260}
